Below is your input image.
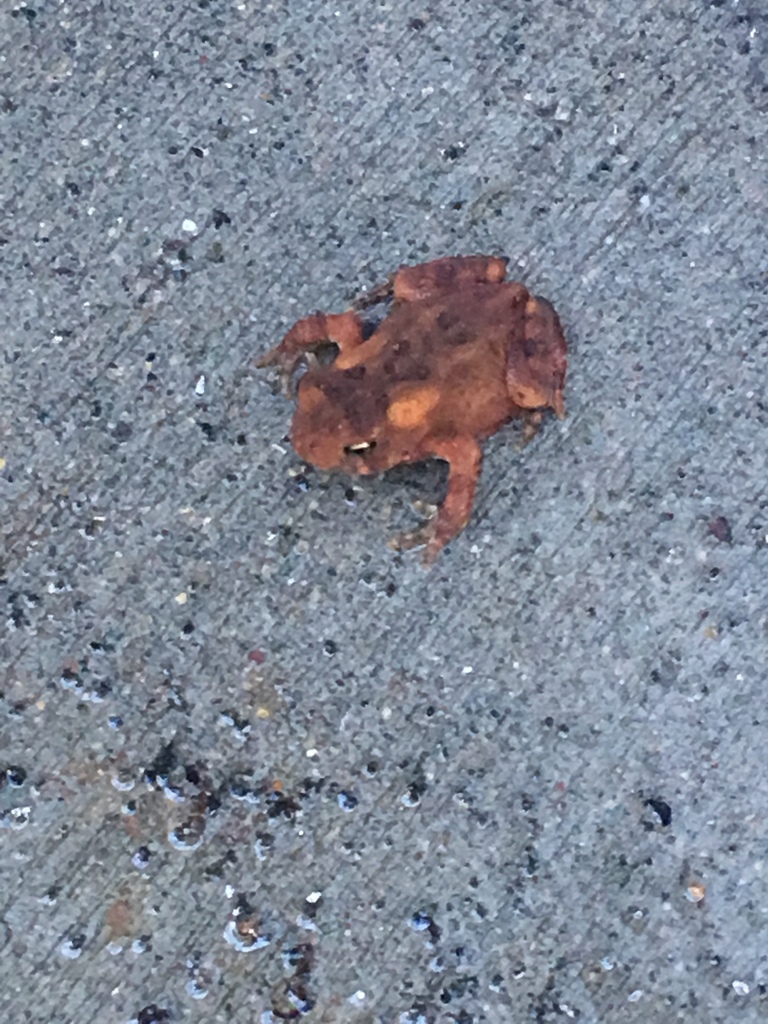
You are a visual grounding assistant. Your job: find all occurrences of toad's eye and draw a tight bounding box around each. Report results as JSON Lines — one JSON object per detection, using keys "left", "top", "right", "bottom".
{"left": 344, "top": 440, "right": 377, "bottom": 454}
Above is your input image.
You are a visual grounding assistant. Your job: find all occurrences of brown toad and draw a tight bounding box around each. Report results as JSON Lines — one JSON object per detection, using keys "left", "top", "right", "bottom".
{"left": 258, "top": 255, "right": 567, "bottom": 563}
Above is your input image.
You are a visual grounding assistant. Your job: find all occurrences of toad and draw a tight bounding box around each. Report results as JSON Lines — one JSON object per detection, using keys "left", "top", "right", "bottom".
{"left": 258, "top": 255, "right": 567, "bottom": 563}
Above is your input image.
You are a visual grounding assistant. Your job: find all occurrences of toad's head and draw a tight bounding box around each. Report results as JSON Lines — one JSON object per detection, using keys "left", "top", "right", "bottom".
{"left": 291, "top": 369, "right": 390, "bottom": 475}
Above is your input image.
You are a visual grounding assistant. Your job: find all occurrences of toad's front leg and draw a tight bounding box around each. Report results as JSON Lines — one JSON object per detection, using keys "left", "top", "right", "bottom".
{"left": 391, "top": 436, "right": 482, "bottom": 566}
{"left": 257, "top": 311, "right": 364, "bottom": 393}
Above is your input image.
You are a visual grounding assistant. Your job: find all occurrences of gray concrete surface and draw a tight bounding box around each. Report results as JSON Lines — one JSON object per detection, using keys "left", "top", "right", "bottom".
{"left": 2, "top": 0, "right": 768, "bottom": 1021}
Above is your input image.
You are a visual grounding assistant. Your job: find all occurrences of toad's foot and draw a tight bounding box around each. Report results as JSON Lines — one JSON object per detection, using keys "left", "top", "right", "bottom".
{"left": 515, "top": 410, "right": 544, "bottom": 451}
{"left": 389, "top": 517, "right": 439, "bottom": 565}
{"left": 351, "top": 277, "right": 395, "bottom": 311}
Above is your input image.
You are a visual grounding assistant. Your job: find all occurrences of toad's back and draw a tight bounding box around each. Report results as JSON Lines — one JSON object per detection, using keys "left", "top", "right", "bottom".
{"left": 342, "top": 280, "right": 530, "bottom": 439}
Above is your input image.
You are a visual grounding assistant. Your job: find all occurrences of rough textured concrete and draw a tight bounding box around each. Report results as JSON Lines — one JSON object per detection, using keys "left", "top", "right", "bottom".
{"left": 2, "top": 1, "right": 768, "bottom": 1021}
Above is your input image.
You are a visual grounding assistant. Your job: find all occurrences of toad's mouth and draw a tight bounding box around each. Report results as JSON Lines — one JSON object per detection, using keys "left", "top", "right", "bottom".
{"left": 344, "top": 440, "right": 377, "bottom": 455}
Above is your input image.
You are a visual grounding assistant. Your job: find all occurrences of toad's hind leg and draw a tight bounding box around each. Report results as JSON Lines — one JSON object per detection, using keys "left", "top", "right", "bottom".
{"left": 393, "top": 255, "right": 509, "bottom": 303}
{"left": 256, "top": 311, "right": 364, "bottom": 392}
{"left": 506, "top": 295, "right": 567, "bottom": 419}
{"left": 354, "top": 255, "right": 509, "bottom": 310}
